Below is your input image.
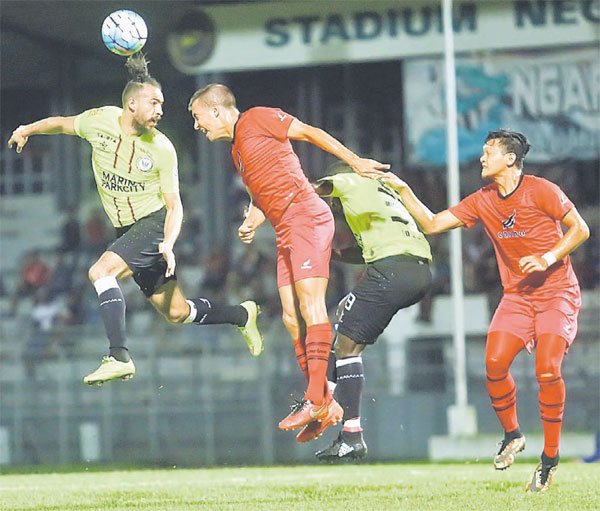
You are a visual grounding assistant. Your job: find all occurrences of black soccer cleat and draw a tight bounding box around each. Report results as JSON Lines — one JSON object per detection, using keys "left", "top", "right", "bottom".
{"left": 315, "top": 432, "right": 367, "bottom": 462}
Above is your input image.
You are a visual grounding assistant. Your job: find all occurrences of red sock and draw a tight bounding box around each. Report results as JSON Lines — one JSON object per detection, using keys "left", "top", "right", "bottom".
{"left": 486, "top": 372, "right": 518, "bottom": 432}
{"left": 486, "top": 332, "right": 524, "bottom": 433}
{"left": 536, "top": 334, "right": 567, "bottom": 458}
{"left": 304, "top": 323, "right": 333, "bottom": 406}
{"left": 293, "top": 336, "right": 308, "bottom": 382}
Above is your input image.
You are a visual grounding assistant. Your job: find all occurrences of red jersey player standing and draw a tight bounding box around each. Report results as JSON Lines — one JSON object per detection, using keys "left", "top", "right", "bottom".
{"left": 381, "top": 130, "right": 589, "bottom": 493}
{"left": 187, "top": 84, "right": 389, "bottom": 440}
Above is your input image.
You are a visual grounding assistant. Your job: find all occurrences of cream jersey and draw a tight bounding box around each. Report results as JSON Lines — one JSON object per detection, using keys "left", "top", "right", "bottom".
{"left": 74, "top": 106, "right": 179, "bottom": 227}
{"left": 320, "top": 173, "right": 432, "bottom": 263}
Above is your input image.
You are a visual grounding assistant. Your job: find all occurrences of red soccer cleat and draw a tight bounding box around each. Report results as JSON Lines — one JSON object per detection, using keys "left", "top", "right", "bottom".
{"left": 278, "top": 399, "right": 328, "bottom": 430}
{"left": 296, "top": 398, "right": 343, "bottom": 443}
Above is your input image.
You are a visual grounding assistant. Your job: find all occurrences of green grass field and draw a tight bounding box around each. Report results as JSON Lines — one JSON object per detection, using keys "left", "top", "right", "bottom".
{"left": 1, "top": 461, "right": 599, "bottom": 511}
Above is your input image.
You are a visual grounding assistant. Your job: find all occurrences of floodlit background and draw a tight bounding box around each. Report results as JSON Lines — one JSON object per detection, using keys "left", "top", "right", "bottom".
{"left": 0, "top": 0, "right": 598, "bottom": 466}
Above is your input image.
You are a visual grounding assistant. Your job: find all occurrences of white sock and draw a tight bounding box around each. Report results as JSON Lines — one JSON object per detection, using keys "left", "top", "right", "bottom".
{"left": 93, "top": 276, "right": 119, "bottom": 296}
{"left": 335, "top": 356, "right": 362, "bottom": 368}
{"left": 344, "top": 417, "right": 362, "bottom": 430}
{"left": 183, "top": 299, "right": 197, "bottom": 323}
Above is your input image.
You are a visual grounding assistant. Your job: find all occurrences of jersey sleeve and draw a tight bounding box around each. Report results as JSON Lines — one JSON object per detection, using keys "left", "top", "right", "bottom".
{"left": 73, "top": 107, "right": 105, "bottom": 139}
{"left": 534, "top": 178, "right": 574, "bottom": 220}
{"left": 448, "top": 190, "right": 482, "bottom": 229}
{"left": 318, "top": 174, "right": 358, "bottom": 198}
{"left": 155, "top": 137, "right": 179, "bottom": 194}
{"left": 251, "top": 107, "right": 296, "bottom": 142}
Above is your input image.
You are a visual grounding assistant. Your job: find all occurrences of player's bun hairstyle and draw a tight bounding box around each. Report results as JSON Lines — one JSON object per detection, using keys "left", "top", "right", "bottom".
{"left": 121, "top": 53, "right": 161, "bottom": 107}
{"left": 486, "top": 129, "right": 531, "bottom": 168}
{"left": 188, "top": 83, "right": 237, "bottom": 111}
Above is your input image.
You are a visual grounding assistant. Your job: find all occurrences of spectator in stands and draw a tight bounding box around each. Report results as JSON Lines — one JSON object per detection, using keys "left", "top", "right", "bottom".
{"left": 83, "top": 209, "right": 110, "bottom": 258}
{"left": 11, "top": 249, "right": 52, "bottom": 314}
{"left": 23, "top": 288, "right": 70, "bottom": 377}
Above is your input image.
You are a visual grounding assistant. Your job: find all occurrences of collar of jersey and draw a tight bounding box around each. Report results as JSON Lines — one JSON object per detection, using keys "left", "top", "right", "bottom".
{"left": 497, "top": 173, "right": 524, "bottom": 200}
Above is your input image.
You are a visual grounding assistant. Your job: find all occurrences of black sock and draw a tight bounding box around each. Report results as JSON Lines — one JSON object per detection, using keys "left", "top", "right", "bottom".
{"left": 189, "top": 298, "right": 247, "bottom": 326}
{"left": 109, "top": 347, "right": 130, "bottom": 363}
{"left": 335, "top": 356, "right": 364, "bottom": 421}
{"left": 342, "top": 430, "right": 363, "bottom": 443}
{"left": 505, "top": 428, "right": 523, "bottom": 442}
{"left": 541, "top": 451, "right": 559, "bottom": 466}
{"left": 326, "top": 348, "right": 337, "bottom": 386}
{"left": 98, "top": 287, "right": 129, "bottom": 362}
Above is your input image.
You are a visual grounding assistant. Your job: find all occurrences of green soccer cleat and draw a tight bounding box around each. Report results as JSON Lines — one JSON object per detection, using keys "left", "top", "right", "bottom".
{"left": 83, "top": 356, "right": 136, "bottom": 385}
{"left": 238, "top": 301, "right": 263, "bottom": 357}
{"left": 494, "top": 434, "right": 526, "bottom": 470}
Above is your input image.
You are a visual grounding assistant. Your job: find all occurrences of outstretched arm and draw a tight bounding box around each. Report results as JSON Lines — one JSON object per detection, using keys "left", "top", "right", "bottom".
{"left": 379, "top": 172, "right": 463, "bottom": 234}
{"left": 287, "top": 119, "right": 389, "bottom": 178}
{"left": 8, "top": 116, "right": 77, "bottom": 153}
{"left": 519, "top": 207, "right": 590, "bottom": 274}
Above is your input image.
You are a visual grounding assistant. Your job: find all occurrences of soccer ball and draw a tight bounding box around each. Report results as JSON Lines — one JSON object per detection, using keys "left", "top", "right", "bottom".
{"left": 101, "top": 10, "right": 148, "bottom": 56}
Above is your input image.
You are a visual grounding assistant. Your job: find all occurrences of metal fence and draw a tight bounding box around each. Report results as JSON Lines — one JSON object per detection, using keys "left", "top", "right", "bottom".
{"left": 1, "top": 293, "right": 599, "bottom": 466}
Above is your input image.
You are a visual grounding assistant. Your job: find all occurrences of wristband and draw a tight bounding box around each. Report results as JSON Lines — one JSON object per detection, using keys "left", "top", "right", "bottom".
{"left": 541, "top": 252, "right": 557, "bottom": 267}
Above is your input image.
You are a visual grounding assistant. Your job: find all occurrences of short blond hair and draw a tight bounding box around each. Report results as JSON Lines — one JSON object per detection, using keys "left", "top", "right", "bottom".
{"left": 188, "top": 83, "right": 237, "bottom": 110}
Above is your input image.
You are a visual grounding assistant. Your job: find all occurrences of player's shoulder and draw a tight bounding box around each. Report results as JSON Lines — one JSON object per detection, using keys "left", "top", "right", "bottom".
{"left": 148, "top": 129, "right": 176, "bottom": 153}
{"left": 473, "top": 181, "right": 497, "bottom": 197}
{"left": 326, "top": 172, "right": 366, "bottom": 188}
{"left": 523, "top": 174, "right": 554, "bottom": 187}
{"left": 523, "top": 174, "right": 561, "bottom": 195}
{"left": 87, "top": 105, "right": 122, "bottom": 119}
{"left": 244, "top": 106, "right": 285, "bottom": 120}
{"left": 247, "top": 106, "right": 279, "bottom": 115}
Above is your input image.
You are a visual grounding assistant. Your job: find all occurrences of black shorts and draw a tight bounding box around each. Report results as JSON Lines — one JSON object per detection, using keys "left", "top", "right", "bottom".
{"left": 336, "top": 254, "right": 432, "bottom": 345}
{"left": 108, "top": 207, "right": 177, "bottom": 297}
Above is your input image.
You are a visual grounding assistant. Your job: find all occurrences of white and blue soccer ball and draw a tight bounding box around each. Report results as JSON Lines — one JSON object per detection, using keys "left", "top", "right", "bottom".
{"left": 102, "top": 10, "right": 148, "bottom": 56}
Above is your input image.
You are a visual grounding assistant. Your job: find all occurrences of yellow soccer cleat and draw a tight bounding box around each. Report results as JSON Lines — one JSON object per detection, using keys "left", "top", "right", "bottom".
{"left": 83, "top": 356, "right": 136, "bottom": 385}
{"left": 238, "top": 301, "right": 264, "bottom": 357}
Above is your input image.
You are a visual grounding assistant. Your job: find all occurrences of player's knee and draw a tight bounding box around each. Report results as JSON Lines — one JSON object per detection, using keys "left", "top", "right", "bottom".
{"left": 535, "top": 364, "right": 561, "bottom": 381}
{"left": 164, "top": 305, "right": 188, "bottom": 324}
{"left": 334, "top": 334, "right": 361, "bottom": 358}
{"left": 281, "top": 311, "right": 299, "bottom": 334}
{"left": 334, "top": 342, "right": 351, "bottom": 359}
{"left": 298, "top": 300, "right": 327, "bottom": 325}
{"left": 486, "top": 355, "right": 509, "bottom": 377}
{"left": 88, "top": 263, "right": 104, "bottom": 283}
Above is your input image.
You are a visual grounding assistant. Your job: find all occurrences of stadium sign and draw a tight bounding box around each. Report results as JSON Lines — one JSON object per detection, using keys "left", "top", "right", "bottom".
{"left": 403, "top": 47, "right": 600, "bottom": 164}
{"left": 167, "top": 0, "right": 600, "bottom": 73}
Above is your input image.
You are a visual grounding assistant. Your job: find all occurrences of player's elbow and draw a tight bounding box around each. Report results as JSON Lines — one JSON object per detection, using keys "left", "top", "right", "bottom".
{"left": 579, "top": 221, "right": 590, "bottom": 243}
{"left": 421, "top": 222, "right": 443, "bottom": 235}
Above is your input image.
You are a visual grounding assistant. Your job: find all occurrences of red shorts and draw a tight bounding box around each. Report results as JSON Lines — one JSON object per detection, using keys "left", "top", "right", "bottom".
{"left": 275, "top": 196, "right": 334, "bottom": 288}
{"left": 488, "top": 286, "right": 581, "bottom": 353}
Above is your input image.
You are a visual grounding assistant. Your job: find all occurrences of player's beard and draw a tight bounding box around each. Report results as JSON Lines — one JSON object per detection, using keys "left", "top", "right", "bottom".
{"left": 134, "top": 116, "right": 159, "bottom": 134}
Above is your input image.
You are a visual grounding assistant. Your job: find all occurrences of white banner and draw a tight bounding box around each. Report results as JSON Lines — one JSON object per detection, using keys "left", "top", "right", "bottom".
{"left": 167, "top": 0, "right": 600, "bottom": 73}
{"left": 403, "top": 47, "right": 600, "bottom": 164}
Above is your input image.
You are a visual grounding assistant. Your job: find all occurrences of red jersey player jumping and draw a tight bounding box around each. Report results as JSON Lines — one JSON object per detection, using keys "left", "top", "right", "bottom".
{"left": 381, "top": 130, "right": 589, "bottom": 493}
{"left": 188, "top": 84, "right": 389, "bottom": 442}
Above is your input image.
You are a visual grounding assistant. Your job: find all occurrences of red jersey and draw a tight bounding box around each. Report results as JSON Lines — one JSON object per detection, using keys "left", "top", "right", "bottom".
{"left": 449, "top": 175, "right": 579, "bottom": 296}
{"left": 232, "top": 107, "right": 316, "bottom": 226}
